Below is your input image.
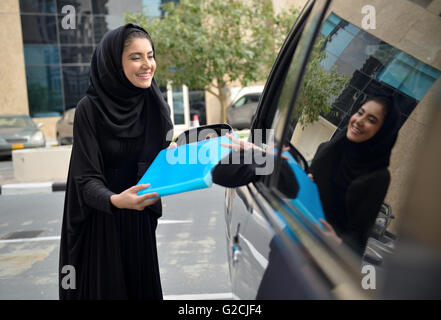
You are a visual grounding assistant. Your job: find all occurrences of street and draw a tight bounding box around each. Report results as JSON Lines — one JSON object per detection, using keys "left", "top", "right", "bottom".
{"left": 0, "top": 182, "right": 231, "bottom": 300}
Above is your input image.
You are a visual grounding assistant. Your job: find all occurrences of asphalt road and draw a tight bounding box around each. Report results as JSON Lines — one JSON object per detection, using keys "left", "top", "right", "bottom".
{"left": 0, "top": 185, "right": 231, "bottom": 300}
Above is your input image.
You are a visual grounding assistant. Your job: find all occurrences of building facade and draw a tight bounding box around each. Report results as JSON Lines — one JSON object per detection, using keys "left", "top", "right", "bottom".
{"left": 0, "top": 0, "right": 201, "bottom": 139}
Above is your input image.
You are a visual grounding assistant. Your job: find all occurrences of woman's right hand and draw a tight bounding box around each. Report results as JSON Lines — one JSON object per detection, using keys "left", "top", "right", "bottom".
{"left": 110, "top": 184, "right": 160, "bottom": 211}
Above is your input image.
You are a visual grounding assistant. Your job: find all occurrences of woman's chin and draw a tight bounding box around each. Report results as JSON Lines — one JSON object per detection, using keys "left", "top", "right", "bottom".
{"left": 346, "top": 131, "right": 362, "bottom": 143}
{"left": 133, "top": 79, "right": 152, "bottom": 89}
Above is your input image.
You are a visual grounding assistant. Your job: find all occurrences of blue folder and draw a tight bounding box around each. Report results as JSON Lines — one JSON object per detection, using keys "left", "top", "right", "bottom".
{"left": 283, "top": 152, "right": 326, "bottom": 229}
{"left": 137, "top": 136, "right": 232, "bottom": 197}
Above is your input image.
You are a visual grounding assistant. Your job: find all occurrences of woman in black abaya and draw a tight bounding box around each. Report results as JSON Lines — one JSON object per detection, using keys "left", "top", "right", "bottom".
{"left": 59, "top": 24, "right": 174, "bottom": 299}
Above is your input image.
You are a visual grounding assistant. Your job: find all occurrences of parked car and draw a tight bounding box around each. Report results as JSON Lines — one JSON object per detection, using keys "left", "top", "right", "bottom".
{"left": 226, "top": 87, "right": 263, "bottom": 130}
{"left": 0, "top": 115, "right": 46, "bottom": 158}
{"left": 179, "top": 0, "right": 441, "bottom": 299}
{"left": 56, "top": 108, "right": 76, "bottom": 145}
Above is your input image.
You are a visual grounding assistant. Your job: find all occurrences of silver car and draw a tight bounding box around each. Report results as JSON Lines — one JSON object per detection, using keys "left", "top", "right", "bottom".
{"left": 0, "top": 115, "right": 46, "bottom": 157}
{"left": 226, "top": 92, "right": 261, "bottom": 130}
{"left": 56, "top": 108, "right": 75, "bottom": 145}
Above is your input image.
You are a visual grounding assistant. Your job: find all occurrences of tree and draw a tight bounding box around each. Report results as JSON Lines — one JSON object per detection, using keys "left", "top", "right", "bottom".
{"left": 294, "top": 37, "right": 350, "bottom": 127}
{"left": 125, "top": 0, "right": 299, "bottom": 122}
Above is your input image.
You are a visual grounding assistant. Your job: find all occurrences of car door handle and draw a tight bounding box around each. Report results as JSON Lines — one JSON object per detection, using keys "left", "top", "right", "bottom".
{"left": 232, "top": 223, "right": 242, "bottom": 265}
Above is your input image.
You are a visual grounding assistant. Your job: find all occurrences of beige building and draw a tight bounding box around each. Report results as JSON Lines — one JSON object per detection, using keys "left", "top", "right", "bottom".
{"left": 0, "top": 0, "right": 28, "bottom": 116}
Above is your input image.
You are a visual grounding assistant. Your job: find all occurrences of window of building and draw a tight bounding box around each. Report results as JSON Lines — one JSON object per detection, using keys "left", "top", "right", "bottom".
{"left": 19, "top": 0, "right": 187, "bottom": 120}
{"left": 19, "top": 0, "right": 56, "bottom": 13}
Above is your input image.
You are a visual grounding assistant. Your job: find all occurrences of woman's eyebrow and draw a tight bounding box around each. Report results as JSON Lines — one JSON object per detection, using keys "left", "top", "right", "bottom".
{"left": 128, "top": 51, "right": 154, "bottom": 56}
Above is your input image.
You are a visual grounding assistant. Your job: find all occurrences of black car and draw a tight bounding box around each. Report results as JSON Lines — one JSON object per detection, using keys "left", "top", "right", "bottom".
{"left": 179, "top": 0, "right": 441, "bottom": 299}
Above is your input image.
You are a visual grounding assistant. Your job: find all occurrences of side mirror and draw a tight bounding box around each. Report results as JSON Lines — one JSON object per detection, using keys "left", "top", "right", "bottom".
{"left": 175, "top": 123, "right": 233, "bottom": 146}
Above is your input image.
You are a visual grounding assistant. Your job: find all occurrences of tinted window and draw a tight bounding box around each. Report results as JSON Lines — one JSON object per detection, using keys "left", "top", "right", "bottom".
{"left": 270, "top": 1, "right": 441, "bottom": 276}
{"left": 24, "top": 45, "right": 60, "bottom": 65}
{"left": 280, "top": 12, "right": 440, "bottom": 161}
{"left": 62, "top": 66, "right": 90, "bottom": 108}
{"left": 19, "top": 0, "right": 56, "bottom": 13}
{"left": 21, "top": 15, "right": 58, "bottom": 44}
{"left": 26, "top": 65, "right": 64, "bottom": 117}
{"left": 60, "top": 45, "right": 94, "bottom": 64}
{"left": 58, "top": 14, "right": 94, "bottom": 44}
{"left": 56, "top": 0, "right": 92, "bottom": 14}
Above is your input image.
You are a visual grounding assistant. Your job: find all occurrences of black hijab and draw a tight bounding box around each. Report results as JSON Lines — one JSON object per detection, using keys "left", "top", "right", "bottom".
{"left": 86, "top": 23, "right": 172, "bottom": 138}
{"left": 312, "top": 96, "right": 400, "bottom": 183}
{"left": 321, "top": 96, "right": 400, "bottom": 235}
{"left": 333, "top": 96, "right": 401, "bottom": 185}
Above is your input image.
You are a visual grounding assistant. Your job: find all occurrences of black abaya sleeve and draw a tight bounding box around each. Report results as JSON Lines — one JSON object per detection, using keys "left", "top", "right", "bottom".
{"left": 69, "top": 97, "right": 115, "bottom": 215}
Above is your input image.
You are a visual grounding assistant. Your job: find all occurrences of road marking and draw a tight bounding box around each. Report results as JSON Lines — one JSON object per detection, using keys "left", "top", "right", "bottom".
{"left": 1, "top": 182, "right": 52, "bottom": 195}
{"left": 164, "top": 292, "right": 233, "bottom": 300}
{"left": 0, "top": 236, "right": 60, "bottom": 244}
{"left": 159, "top": 220, "right": 192, "bottom": 224}
{"left": 0, "top": 221, "right": 191, "bottom": 244}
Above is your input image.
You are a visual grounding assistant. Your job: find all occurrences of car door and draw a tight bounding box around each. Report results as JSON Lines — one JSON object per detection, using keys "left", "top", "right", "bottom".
{"left": 225, "top": 0, "right": 343, "bottom": 299}
{"left": 233, "top": 0, "right": 441, "bottom": 299}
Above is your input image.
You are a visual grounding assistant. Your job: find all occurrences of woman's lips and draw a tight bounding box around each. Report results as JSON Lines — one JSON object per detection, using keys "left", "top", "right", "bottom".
{"left": 350, "top": 125, "right": 362, "bottom": 135}
{"left": 136, "top": 73, "right": 151, "bottom": 79}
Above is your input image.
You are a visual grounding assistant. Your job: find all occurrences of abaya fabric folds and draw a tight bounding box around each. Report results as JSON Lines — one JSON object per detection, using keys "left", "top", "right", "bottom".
{"left": 59, "top": 24, "right": 173, "bottom": 300}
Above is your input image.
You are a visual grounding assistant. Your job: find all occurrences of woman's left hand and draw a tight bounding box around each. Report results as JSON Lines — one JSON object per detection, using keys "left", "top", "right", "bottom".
{"left": 220, "top": 132, "right": 258, "bottom": 151}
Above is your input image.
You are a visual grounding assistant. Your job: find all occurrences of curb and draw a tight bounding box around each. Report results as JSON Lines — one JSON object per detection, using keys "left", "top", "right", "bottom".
{"left": 0, "top": 182, "right": 66, "bottom": 196}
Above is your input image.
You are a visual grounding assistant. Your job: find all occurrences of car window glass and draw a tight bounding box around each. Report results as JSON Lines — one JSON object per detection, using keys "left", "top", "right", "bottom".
{"left": 270, "top": 1, "right": 441, "bottom": 273}
{"left": 249, "top": 94, "right": 260, "bottom": 103}
{"left": 0, "top": 117, "right": 35, "bottom": 128}
{"left": 268, "top": 0, "right": 330, "bottom": 148}
{"left": 233, "top": 97, "right": 246, "bottom": 108}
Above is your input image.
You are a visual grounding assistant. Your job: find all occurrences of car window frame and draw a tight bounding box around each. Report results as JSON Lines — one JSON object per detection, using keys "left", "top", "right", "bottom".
{"left": 249, "top": 0, "right": 314, "bottom": 142}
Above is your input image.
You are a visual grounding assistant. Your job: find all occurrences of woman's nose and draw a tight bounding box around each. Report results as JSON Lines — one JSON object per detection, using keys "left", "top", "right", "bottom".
{"left": 141, "top": 58, "right": 151, "bottom": 69}
{"left": 355, "top": 116, "right": 365, "bottom": 127}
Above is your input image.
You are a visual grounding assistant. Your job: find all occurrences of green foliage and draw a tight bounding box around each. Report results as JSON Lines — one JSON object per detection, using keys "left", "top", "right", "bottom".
{"left": 295, "top": 37, "right": 350, "bottom": 126}
{"left": 125, "top": 0, "right": 299, "bottom": 121}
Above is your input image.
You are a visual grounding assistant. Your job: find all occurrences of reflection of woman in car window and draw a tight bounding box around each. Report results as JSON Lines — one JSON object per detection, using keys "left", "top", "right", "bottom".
{"left": 309, "top": 96, "right": 400, "bottom": 255}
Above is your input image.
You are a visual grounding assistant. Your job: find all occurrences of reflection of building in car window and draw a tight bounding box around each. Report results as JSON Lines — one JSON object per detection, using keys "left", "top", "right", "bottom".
{"left": 291, "top": 12, "right": 441, "bottom": 162}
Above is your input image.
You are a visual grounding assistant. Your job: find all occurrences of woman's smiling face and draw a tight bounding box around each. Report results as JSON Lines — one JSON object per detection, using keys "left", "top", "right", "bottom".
{"left": 346, "top": 100, "right": 386, "bottom": 143}
{"left": 122, "top": 37, "right": 156, "bottom": 89}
